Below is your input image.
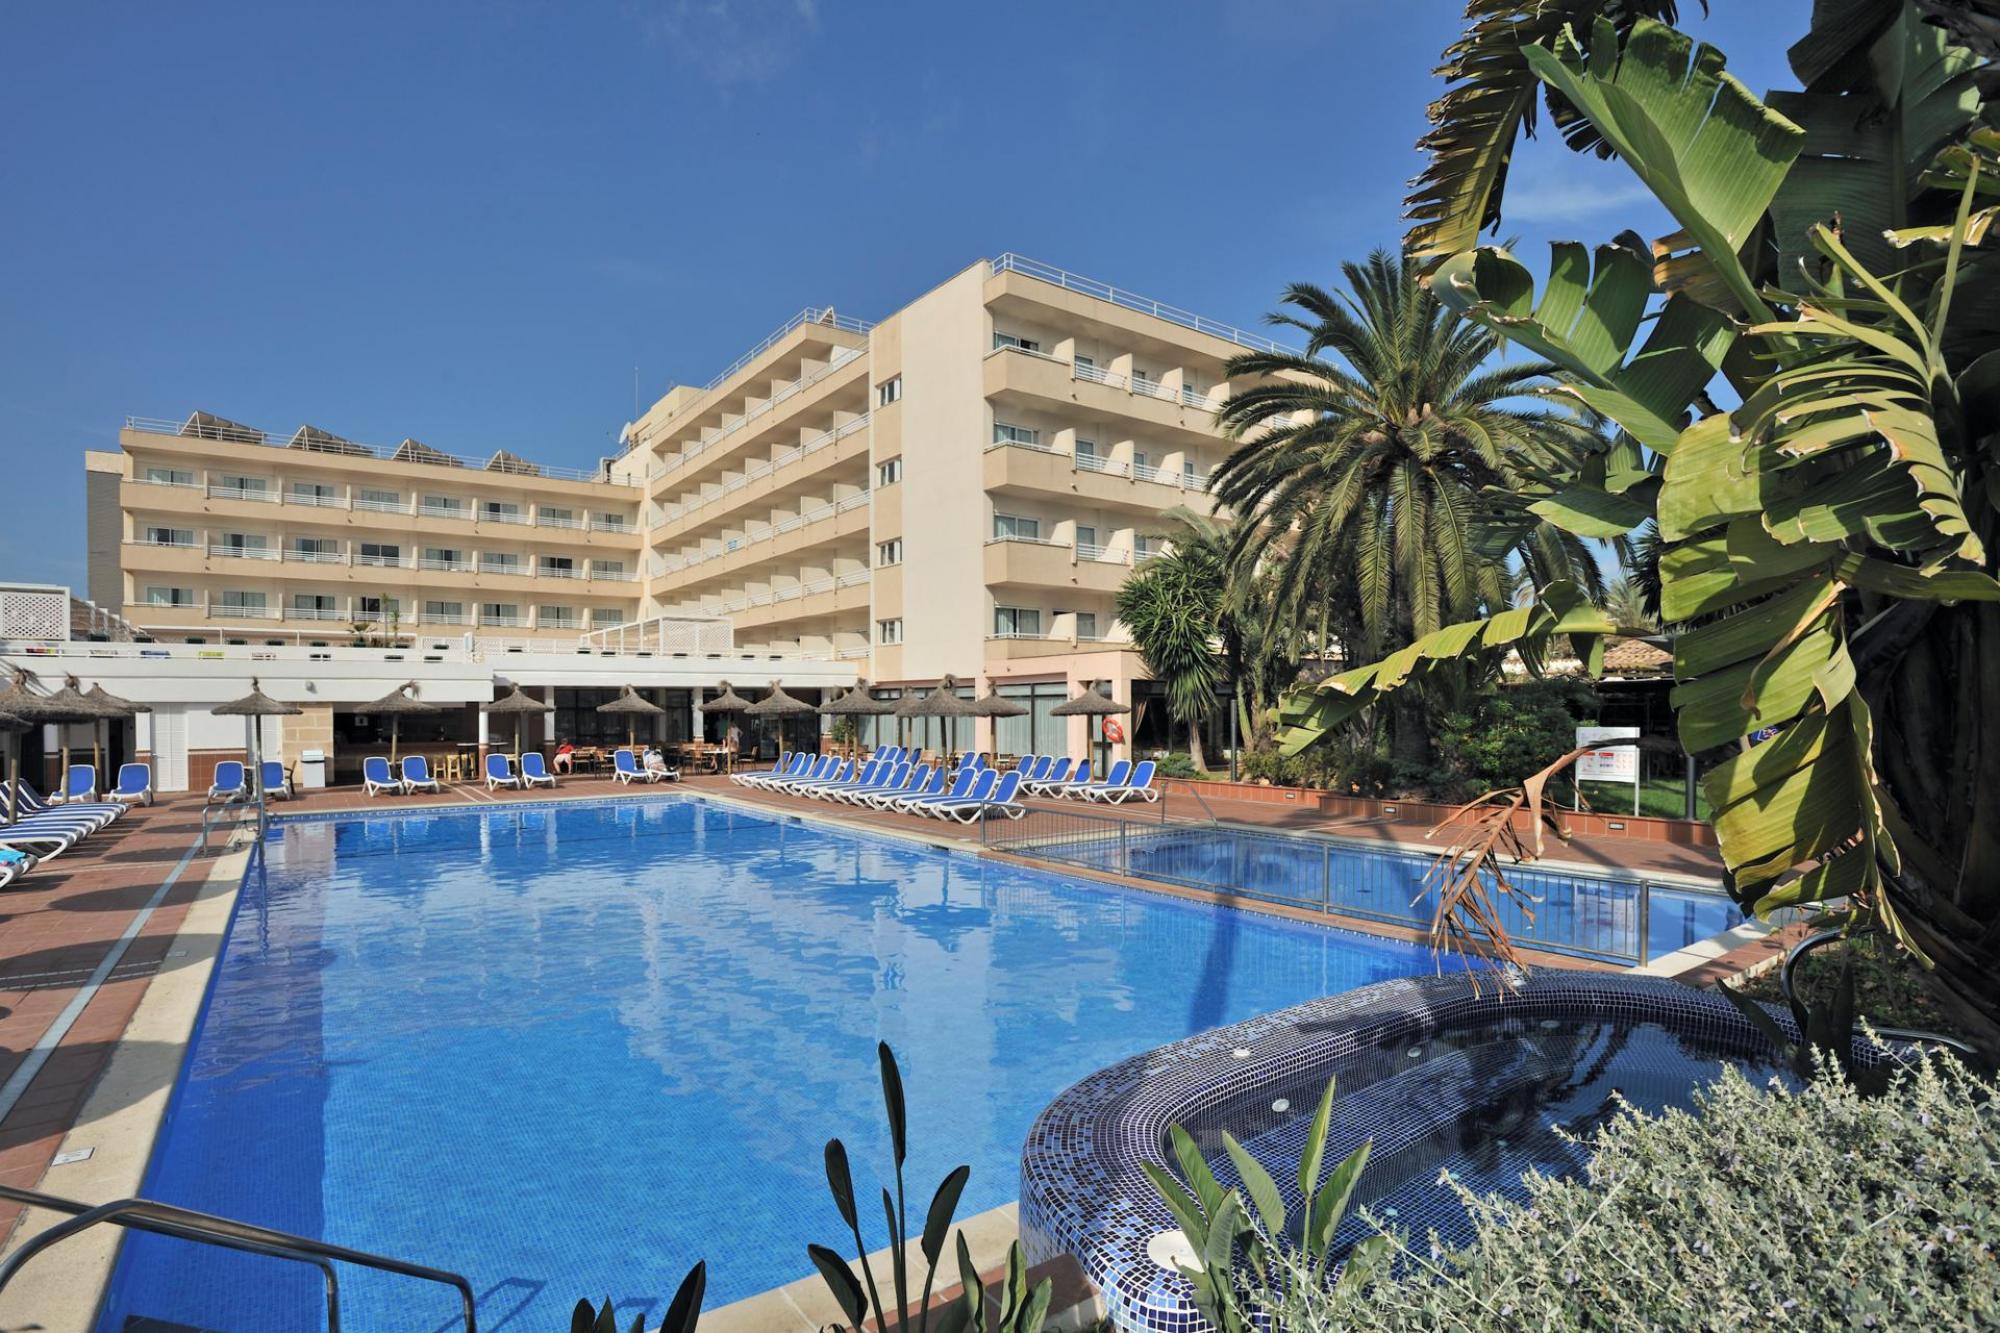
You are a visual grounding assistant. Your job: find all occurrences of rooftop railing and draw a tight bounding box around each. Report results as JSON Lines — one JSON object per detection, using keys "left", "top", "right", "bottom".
{"left": 989, "top": 254, "right": 1298, "bottom": 357}
{"left": 126, "top": 416, "right": 632, "bottom": 487}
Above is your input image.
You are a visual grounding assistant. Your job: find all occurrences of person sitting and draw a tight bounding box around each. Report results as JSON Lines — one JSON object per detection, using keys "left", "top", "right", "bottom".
{"left": 553, "top": 739, "right": 577, "bottom": 774}
{"left": 643, "top": 745, "right": 669, "bottom": 776}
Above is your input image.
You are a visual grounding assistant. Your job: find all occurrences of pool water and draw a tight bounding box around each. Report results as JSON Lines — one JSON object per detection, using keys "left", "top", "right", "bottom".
{"left": 101, "top": 796, "right": 1445, "bottom": 1330}
{"left": 1009, "top": 825, "right": 1740, "bottom": 964}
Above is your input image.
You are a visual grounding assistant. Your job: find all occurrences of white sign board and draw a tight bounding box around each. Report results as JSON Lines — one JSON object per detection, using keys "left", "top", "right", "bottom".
{"left": 1575, "top": 726, "right": 1641, "bottom": 784}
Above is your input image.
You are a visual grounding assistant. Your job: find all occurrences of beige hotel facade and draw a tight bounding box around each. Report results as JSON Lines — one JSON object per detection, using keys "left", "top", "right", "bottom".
{"left": 91, "top": 255, "right": 1281, "bottom": 757}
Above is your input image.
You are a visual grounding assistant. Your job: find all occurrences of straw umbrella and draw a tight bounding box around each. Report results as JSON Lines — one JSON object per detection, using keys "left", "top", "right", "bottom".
{"left": 969, "top": 684, "right": 1029, "bottom": 761}
{"left": 0, "top": 711, "right": 28, "bottom": 826}
{"left": 362, "top": 681, "right": 440, "bottom": 765}
{"left": 596, "top": 685, "right": 665, "bottom": 751}
{"left": 700, "top": 681, "right": 752, "bottom": 772}
{"left": 213, "top": 677, "right": 302, "bottom": 834}
{"left": 1050, "top": 680, "right": 1131, "bottom": 773}
{"left": 747, "top": 681, "right": 817, "bottom": 761}
{"left": 819, "top": 680, "right": 896, "bottom": 758}
{"left": 7, "top": 674, "right": 119, "bottom": 808}
{"left": 483, "top": 684, "right": 553, "bottom": 765}
{"left": 896, "top": 674, "right": 977, "bottom": 760}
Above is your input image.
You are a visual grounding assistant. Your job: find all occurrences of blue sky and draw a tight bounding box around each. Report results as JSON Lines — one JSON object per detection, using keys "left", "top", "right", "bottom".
{"left": 0, "top": 1, "right": 1806, "bottom": 590}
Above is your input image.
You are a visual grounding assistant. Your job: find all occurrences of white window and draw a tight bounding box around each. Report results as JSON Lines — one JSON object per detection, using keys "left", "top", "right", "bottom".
{"left": 876, "top": 457, "right": 903, "bottom": 486}
{"left": 591, "top": 607, "right": 625, "bottom": 628}
{"left": 538, "top": 506, "right": 577, "bottom": 526}
{"left": 216, "top": 532, "right": 269, "bottom": 555}
{"left": 425, "top": 600, "right": 466, "bottom": 623}
{"left": 1074, "top": 611, "right": 1099, "bottom": 639}
{"left": 144, "top": 525, "right": 195, "bottom": 547}
{"left": 481, "top": 499, "right": 521, "bottom": 522}
{"left": 291, "top": 537, "right": 339, "bottom": 561}
{"left": 481, "top": 552, "right": 522, "bottom": 572}
{"left": 993, "top": 422, "right": 1040, "bottom": 447}
{"left": 355, "top": 595, "right": 398, "bottom": 617}
{"left": 217, "top": 591, "right": 267, "bottom": 612}
{"left": 993, "top": 333, "right": 1041, "bottom": 353}
{"left": 292, "top": 593, "right": 340, "bottom": 618}
{"left": 1073, "top": 353, "right": 1095, "bottom": 372}
{"left": 538, "top": 605, "right": 578, "bottom": 627}
{"left": 144, "top": 466, "right": 195, "bottom": 487}
{"left": 290, "top": 480, "right": 338, "bottom": 505}
{"left": 993, "top": 514, "right": 1040, "bottom": 541}
{"left": 877, "top": 618, "right": 903, "bottom": 645}
{"left": 356, "top": 487, "right": 402, "bottom": 512}
{"left": 480, "top": 602, "right": 521, "bottom": 625}
{"left": 592, "top": 511, "right": 629, "bottom": 531}
{"left": 538, "top": 555, "right": 577, "bottom": 578}
{"left": 356, "top": 542, "right": 402, "bottom": 566}
{"left": 1183, "top": 459, "right": 1200, "bottom": 485}
{"left": 592, "top": 559, "right": 626, "bottom": 579}
{"left": 1075, "top": 526, "right": 1098, "bottom": 554}
{"left": 875, "top": 376, "right": 903, "bottom": 406}
{"left": 994, "top": 606, "right": 1042, "bottom": 637}
{"left": 422, "top": 546, "right": 466, "bottom": 570}
{"left": 143, "top": 586, "right": 196, "bottom": 607}
{"left": 216, "top": 474, "right": 268, "bottom": 496}
{"left": 875, "top": 539, "right": 903, "bottom": 567}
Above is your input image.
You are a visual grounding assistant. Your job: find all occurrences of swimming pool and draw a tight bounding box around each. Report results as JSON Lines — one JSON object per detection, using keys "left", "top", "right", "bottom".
{"left": 100, "top": 795, "right": 1447, "bottom": 1330}
{"left": 994, "top": 819, "right": 1740, "bottom": 964}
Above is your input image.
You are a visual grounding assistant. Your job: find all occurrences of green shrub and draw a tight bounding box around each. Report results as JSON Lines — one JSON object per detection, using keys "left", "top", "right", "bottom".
{"left": 1426, "top": 679, "right": 1595, "bottom": 801}
{"left": 1253, "top": 1054, "right": 2000, "bottom": 1331}
{"left": 1154, "top": 752, "right": 1200, "bottom": 780}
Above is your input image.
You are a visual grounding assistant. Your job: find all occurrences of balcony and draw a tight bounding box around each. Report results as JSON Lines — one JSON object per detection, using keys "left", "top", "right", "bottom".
{"left": 643, "top": 345, "right": 868, "bottom": 486}
{"left": 479, "top": 612, "right": 526, "bottom": 627}
{"left": 591, "top": 516, "right": 631, "bottom": 533}
{"left": 206, "top": 484, "right": 277, "bottom": 503}
{"left": 537, "top": 513, "right": 584, "bottom": 530}
{"left": 353, "top": 552, "right": 413, "bottom": 569}
{"left": 653, "top": 491, "right": 871, "bottom": 586}
{"left": 212, "top": 603, "right": 277, "bottom": 620}
{"left": 209, "top": 544, "right": 279, "bottom": 561}
{"left": 425, "top": 610, "right": 470, "bottom": 625}
{"left": 982, "top": 345, "right": 1231, "bottom": 443}
{"left": 285, "top": 606, "right": 347, "bottom": 621}
{"left": 983, "top": 537, "right": 1132, "bottom": 595}
{"left": 479, "top": 509, "right": 530, "bottom": 526}
{"left": 479, "top": 560, "right": 525, "bottom": 576}
{"left": 419, "top": 557, "right": 474, "bottom": 573}
{"left": 285, "top": 547, "right": 346, "bottom": 564}
{"left": 419, "top": 503, "right": 471, "bottom": 521}
{"left": 648, "top": 416, "right": 870, "bottom": 538}
{"left": 591, "top": 568, "right": 638, "bottom": 583}
{"left": 984, "top": 632, "right": 1135, "bottom": 661}
{"left": 286, "top": 491, "right": 348, "bottom": 509}
{"left": 537, "top": 564, "right": 581, "bottom": 580}
{"left": 982, "top": 440, "right": 1218, "bottom": 516}
{"left": 355, "top": 497, "right": 408, "bottom": 515}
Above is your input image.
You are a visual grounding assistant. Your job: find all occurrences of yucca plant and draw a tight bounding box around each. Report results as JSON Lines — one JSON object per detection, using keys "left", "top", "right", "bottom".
{"left": 809, "top": 1043, "right": 1052, "bottom": 1333}
{"left": 1273, "top": 1, "right": 2000, "bottom": 1052}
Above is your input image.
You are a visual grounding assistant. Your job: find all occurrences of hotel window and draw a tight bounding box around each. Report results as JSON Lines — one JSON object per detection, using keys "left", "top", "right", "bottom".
{"left": 216, "top": 532, "right": 269, "bottom": 555}
{"left": 591, "top": 559, "right": 626, "bottom": 579}
{"left": 1074, "top": 525, "right": 1098, "bottom": 555}
{"left": 143, "top": 586, "right": 196, "bottom": 607}
{"left": 356, "top": 542, "right": 402, "bottom": 567}
{"left": 144, "top": 466, "right": 195, "bottom": 487}
{"left": 1074, "top": 611, "right": 1100, "bottom": 639}
{"left": 355, "top": 595, "right": 398, "bottom": 618}
{"left": 1074, "top": 439, "right": 1102, "bottom": 471}
{"left": 290, "top": 537, "right": 339, "bottom": 561}
{"left": 539, "top": 605, "right": 579, "bottom": 628}
{"left": 481, "top": 499, "right": 522, "bottom": 522}
{"left": 144, "top": 525, "right": 195, "bottom": 547}
{"left": 216, "top": 474, "right": 268, "bottom": 497}
{"left": 992, "top": 514, "right": 1040, "bottom": 541}
{"left": 538, "top": 555, "right": 577, "bottom": 578}
{"left": 480, "top": 552, "right": 522, "bottom": 573}
{"left": 217, "top": 591, "right": 267, "bottom": 613}
{"left": 1183, "top": 459, "right": 1200, "bottom": 485}
{"left": 480, "top": 602, "right": 521, "bottom": 625}
{"left": 290, "top": 480, "right": 338, "bottom": 505}
{"left": 422, "top": 546, "right": 465, "bottom": 570}
{"left": 992, "top": 422, "right": 1040, "bottom": 447}
{"left": 1073, "top": 353, "right": 1095, "bottom": 373}
{"left": 876, "top": 457, "right": 903, "bottom": 487}
{"left": 1135, "top": 535, "right": 1161, "bottom": 561}
{"left": 993, "top": 332, "right": 1041, "bottom": 353}
{"left": 422, "top": 493, "right": 468, "bottom": 517}
{"left": 875, "top": 375, "right": 903, "bottom": 406}
{"left": 875, "top": 539, "right": 903, "bottom": 567}
{"left": 592, "top": 511, "right": 629, "bottom": 530}
{"left": 356, "top": 487, "right": 402, "bottom": 512}
{"left": 591, "top": 607, "right": 624, "bottom": 628}
{"left": 1132, "top": 367, "right": 1152, "bottom": 385}
{"left": 539, "top": 505, "right": 577, "bottom": 527}
{"left": 425, "top": 600, "right": 466, "bottom": 623}
{"left": 292, "top": 593, "right": 340, "bottom": 618}
{"left": 877, "top": 618, "right": 903, "bottom": 645}
{"left": 994, "top": 606, "right": 1042, "bottom": 638}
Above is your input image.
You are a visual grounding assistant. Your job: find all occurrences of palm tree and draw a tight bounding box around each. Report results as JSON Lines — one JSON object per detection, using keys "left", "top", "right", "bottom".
{"left": 1211, "top": 249, "right": 1603, "bottom": 761}
{"left": 1602, "top": 574, "right": 1656, "bottom": 634}
{"left": 1116, "top": 532, "right": 1224, "bottom": 770}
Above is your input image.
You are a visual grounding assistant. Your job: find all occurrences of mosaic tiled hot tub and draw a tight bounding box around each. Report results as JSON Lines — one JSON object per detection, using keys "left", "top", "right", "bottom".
{"left": 1018, "top": 971, "right": 1804, "bottom": 1331}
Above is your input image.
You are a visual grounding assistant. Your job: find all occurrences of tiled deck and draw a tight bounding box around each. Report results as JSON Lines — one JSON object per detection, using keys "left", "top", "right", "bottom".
{"left": 0, "top": 769, "right": 1742, "bottom": 1280}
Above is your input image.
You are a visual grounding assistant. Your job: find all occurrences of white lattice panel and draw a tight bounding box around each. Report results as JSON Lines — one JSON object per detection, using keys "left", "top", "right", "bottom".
{"left": 0, "top": 590, "right": 69, "bottom": 642}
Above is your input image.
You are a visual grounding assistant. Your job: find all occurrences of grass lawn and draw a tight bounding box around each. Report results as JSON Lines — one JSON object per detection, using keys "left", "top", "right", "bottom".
{"left": 1575, "top": 774, "right": 1710, "bottom": 821}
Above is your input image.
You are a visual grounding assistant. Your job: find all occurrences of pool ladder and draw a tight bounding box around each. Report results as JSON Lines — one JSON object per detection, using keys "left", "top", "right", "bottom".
{"left": 0, "top": 1183, "right": 478, "bottom": 1331}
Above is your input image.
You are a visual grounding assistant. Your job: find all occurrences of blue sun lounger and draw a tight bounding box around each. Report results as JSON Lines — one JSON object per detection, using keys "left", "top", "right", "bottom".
{"left": 401, "top": 755, "right": 442, "bottom": 794}
{"left": 1082, "top": 759, "right": 1159, "bottom": 804}
{"left": 362, "top": 756, "right": 402, "bottom": 797}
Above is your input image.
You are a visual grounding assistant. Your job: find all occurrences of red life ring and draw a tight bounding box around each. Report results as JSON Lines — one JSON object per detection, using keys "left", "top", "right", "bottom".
{"left": 1102, "top": 718, "right": 1126, "bottom": 744}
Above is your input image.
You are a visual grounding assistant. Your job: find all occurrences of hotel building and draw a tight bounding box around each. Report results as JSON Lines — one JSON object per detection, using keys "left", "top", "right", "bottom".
{"left": 88, "top": 254, "right": 1282, "bottom": 762}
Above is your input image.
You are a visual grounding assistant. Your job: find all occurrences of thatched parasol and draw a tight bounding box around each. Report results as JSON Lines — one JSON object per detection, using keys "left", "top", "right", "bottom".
{"left": 81, "top": 683, "right": 147, "bottom": 794}
{"left": 213, "top": 677, "right": 302, "bottom": 814}
{"left": 818, "top": 681, "right": 895, "bottom": 757}
{"left": 1050, "top": 680, "right": 1130, "bottom": 769}
{"left": 8, "top": 674, "right": 122, "bottom": 810}
{"left": 362, "top": 680, "right": 440, "bottom": 763}
{"left": 0, "top": 710, "right": 28, "bottom": 828}
{"left": 701, "top": 681, "right": 752, "bottom": 714}
{"left": 483, "top": 684, "right": 552, "bottom": 761}
{"left": 970, "top": 684, "right": 1029, "bottom": 757}
{"left": 748, "top": 681, "right": 817, "bottom": 756}
{"left": 896, "top": 674, "right": 977, "bottom": 756}
{"left": 596, "top": 685, "right": 665, "bottom": 750}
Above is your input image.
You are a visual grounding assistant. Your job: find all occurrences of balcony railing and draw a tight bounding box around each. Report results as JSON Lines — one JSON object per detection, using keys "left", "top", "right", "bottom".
{"left": 1073, "top": 453, "right": 1131, "bottom": 478}
{"left": 286, "top": 491, "right": 347, "bottom": 508}
{"left": 1181, "top": 386, "right": 1213, "bottom": 410}
{"left": 480, "top": 509, "right": 529, "bottom": 525}
{"left": 134, "top": 475, "right": 201, "bottom": 490}
{"left": 479, "top": 560, "right": 525, "bottom": 576}
{"left": 1129, "top": 376, "right": 1170, "bottom": 400}
{"left": 425, "top": 611, "right": 470, "bottom": 625}
{"left": 419, "top": 557, "right": 474, "bottom": 573}
{"left": 479, "top": 613, "right": 526, "bottom": 627}
{"left": 206, "top": 484, "right": 277, "bottom": 503}
{"left": 285, "top": 606, "right": 347, "bottom": 621}
{"left": 209, "top": 544, "right": 278, "bottom": 561}
{"left": 1075, "top": 543, "right": 1132, "bottom": 565}
{"left": 135, "top": 536, "right": 199, "bottom": 549}
{"left": 353, "top": 552, "right": 411, "bottom": 568}
{"left": 355, "top": 497, "right": 407, "bottom": 515}
{"left": 418, "top": 503, "right": 470, "bottom": 520}
{"left": 286, "top": 548, "right": 345, "bottom": 564}
{"left": 537, "top": 565, "right": 580, "bottom": 580}
{"left": 591, "top": 568, "right": 637, "bottom": 582}
{"left": 536, "top": 514, "right": 583, "bottom": 529}
{"left": 642, "top": 346, "right": 867, "bottom": 478}
{"left": 212, "top": 603, "right": 277, "bottom": 619}
{"left": 649, "top": 416, "right": 871, "bottom": 531}
{"left": 591, "top": 516, "right": 631, "bottom": 533}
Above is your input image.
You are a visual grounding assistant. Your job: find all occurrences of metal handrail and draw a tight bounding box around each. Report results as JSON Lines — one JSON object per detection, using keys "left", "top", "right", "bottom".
{"left": 0, "top": 1184, "right": 476, "bottom": 1331}
{"left": 1778, "top": 928, "right": 1981, "bottom": 1062}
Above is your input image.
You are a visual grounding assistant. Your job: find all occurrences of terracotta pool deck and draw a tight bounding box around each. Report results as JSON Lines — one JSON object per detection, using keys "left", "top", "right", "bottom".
{"left": 0, "top": 771, "right": 1743, "bottom": 1315}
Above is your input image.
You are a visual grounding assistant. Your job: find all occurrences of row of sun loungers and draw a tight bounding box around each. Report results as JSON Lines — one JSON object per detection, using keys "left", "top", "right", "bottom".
{"left": 0, "top": 776, "right": 138, "bottom": 885}
{"left": 726, "top": 747, "right": 1158, "bottom": 820}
